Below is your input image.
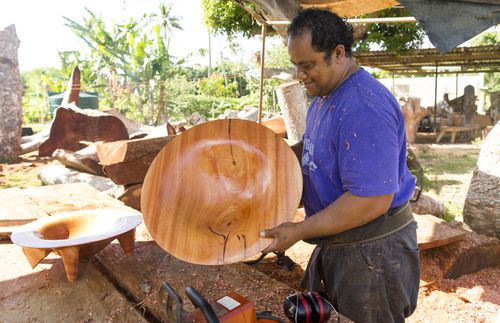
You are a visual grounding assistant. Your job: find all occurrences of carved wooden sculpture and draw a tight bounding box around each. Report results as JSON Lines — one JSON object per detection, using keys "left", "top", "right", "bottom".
{"left": 10, "top": 209, "right": 142, "bottom": 281}
{"left": 141, "top": 119, "right": 302, "bottom": 265}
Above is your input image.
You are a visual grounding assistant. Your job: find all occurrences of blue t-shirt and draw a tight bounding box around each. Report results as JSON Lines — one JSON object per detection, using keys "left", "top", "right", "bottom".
{"left": 301, "top": 68, "right": 415, "bottom": 218}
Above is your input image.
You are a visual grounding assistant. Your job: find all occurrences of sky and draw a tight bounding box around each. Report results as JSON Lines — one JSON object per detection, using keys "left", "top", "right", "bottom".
{"left": 0, "top": 0, "right": 266, "bottom": 71}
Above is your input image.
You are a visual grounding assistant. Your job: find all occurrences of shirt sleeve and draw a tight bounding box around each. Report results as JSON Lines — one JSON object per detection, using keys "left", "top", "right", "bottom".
{"left": 337, "top": 98, "right": 400, "bottom": 197}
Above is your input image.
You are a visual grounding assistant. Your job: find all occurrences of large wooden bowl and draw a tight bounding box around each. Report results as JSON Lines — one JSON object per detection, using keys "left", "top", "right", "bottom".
{"left": 141, "top": 119, "right": 302, "bottom": 265}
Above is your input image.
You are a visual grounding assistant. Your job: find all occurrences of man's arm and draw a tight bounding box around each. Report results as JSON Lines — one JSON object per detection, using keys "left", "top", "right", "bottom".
{"left": 290, "top": 140, "right": 303, "bottom": 163}
{"left": 261, "top": 191, "right": 393, "bottom": 253}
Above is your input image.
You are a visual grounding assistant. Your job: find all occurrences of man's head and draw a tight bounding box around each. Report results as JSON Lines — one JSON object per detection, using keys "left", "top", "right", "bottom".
{"left": 287, "top": 9, "right": 355, "bottom": 97}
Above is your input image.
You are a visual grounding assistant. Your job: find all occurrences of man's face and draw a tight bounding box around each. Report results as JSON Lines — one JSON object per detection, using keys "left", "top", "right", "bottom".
{"left": 288, "top": 31, "right": 341, "bottom": 97}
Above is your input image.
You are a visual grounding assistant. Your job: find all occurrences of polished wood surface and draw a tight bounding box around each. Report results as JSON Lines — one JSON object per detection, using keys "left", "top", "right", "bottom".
{"left": 141, "top": 119, "right": 302, "bottom": 265}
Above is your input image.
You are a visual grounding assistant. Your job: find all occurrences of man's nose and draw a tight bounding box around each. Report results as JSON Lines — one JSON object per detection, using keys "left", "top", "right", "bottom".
{"left": 296, "top": 67, "right": 307, "bottom": 80}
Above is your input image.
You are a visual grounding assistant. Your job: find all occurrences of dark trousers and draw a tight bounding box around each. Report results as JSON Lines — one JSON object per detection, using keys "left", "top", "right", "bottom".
{"left": 302, "top": 222, "right": 420, "bottom": 323}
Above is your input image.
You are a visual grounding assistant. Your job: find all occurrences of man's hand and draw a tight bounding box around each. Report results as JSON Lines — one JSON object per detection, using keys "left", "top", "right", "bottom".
{"left": 260, "top": 222, "right": 302, "bottom": 254}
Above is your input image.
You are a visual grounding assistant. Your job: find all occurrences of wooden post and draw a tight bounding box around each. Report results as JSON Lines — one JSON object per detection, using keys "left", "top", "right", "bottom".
{"left": 276, "top": 81, "right": 307, "bottom": 142}
{"left": 433, "top": 61, "right": 438, "bottom": 132}
{"left": 258, "top": 23, "right": 267, "bottom": 124}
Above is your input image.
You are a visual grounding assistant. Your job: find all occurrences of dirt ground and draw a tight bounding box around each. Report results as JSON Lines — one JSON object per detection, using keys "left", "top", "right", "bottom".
{"left": 1, "top": 141, "right": 499, "bottom": 322}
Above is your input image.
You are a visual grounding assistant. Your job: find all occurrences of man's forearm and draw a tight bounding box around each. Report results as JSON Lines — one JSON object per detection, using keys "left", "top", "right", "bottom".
{"left": 290, "top": 140, "right": 303, "bottom": 162}
{"left": 297, "top": 191, "right": 394, "bottom": 240}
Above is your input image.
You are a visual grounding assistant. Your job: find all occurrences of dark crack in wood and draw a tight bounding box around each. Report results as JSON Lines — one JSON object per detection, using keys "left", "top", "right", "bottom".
{"left": 207, "top": 226, "right": 229, "bottom": 263}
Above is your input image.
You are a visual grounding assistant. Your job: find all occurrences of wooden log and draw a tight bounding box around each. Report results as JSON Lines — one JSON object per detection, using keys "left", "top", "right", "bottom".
{"left": 401, "top": 97, "right": 429, "bottom": 144}
{"left": 117, "top": 184, "right": 142, "bottom": 211}
{"left": 38, "top": 105, "right": 129, "bottom": 157}
{"left": 96, "top": 136, "right": 176, "bottom": 185}
{"left": 464, "top": 121, "right": 500, "bottom": 238}
{"left": 410, "top": 193, "right": 445, "bottom": 217}
{"left": 421, "top": 227, "right": 500, "bottom": 279}
{"left": 275, "top": 81, "right": 307, "bottom": 142}
{"left": 96, "top": 135, "right": 175, "bottom": 165}
{"left": 52, "top": 145, "right": 104, "bottom": 176}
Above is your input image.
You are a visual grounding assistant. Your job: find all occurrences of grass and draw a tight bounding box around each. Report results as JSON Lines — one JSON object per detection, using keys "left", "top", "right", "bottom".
{"left": 0, "top": 153, "right": 44, "bottom": 189}
{"left": 415, "top": 144, "right": 480, "bottom": 221}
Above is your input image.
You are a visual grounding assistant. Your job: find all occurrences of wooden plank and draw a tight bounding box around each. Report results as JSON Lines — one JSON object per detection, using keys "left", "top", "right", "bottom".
{"left": 21, "top": 182, "right": 126, "bottom": 215}
{"left": 0, "top": 242, "right": 147, "bottom": 322}
{"left": 94, "top": 223, "right": 297, "bottom": 322}
{"left": 415, "top": 214, "right": 466, "bottom": 250}
{"left": 0, "top": 187, "right": 49, "bottom": 239}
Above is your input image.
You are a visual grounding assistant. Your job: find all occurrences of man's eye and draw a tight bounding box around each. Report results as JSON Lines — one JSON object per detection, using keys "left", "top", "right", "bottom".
{"left": 303, "top": 64, "right": 314, "bottom": 70}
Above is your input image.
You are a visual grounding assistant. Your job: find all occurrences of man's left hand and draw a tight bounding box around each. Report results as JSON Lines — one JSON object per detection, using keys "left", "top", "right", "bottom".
{"left": 260, "top": 222, "right": 302, "bottom": 254}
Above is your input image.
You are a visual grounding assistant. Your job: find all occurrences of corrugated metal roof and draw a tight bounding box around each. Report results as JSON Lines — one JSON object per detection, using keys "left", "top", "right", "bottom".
{"left": 354, "top": 45, "right": 500, "bottom": 75}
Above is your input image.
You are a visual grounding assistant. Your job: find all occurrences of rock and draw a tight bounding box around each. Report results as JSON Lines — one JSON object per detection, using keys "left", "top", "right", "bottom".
{"left": 38, "top": 161, "right": 117, "bottom": 192}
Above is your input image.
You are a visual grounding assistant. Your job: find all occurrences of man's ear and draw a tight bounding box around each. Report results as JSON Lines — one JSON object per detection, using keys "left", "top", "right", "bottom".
{"left": 334, "top": 44, "right": 346, "bottom": 60}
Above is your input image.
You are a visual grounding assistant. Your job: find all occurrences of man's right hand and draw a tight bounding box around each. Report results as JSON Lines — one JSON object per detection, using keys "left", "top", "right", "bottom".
{"left": 260, "top": 222, "right": 302, "bottom": 254}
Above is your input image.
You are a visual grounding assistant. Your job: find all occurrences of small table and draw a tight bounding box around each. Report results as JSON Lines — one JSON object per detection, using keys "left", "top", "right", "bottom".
{"left": 435, "top": 124, "right": 482, "bottom": 144}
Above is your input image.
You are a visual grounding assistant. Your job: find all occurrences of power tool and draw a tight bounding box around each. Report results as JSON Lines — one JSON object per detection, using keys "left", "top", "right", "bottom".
{"left": 160, "top": 281, "right": 284, "bottom": 322}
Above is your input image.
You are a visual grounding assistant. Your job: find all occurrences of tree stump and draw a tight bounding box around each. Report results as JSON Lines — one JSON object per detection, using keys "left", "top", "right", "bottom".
{"left": 401, "top": 97, "right": 429, "bottom": 144}
{"left": 463, "top": 121, "right": 500, "bottom": 238}
{"left": 0, "top": 25, "right": 22, "bottom": 158}
{"left": 276, "top": 81, "right": 308, "bottom": 142}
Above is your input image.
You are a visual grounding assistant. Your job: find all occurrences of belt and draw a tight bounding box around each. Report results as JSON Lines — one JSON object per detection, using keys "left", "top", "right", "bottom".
{"left": 304, "top": 201, "right": 414, "bottom": 246}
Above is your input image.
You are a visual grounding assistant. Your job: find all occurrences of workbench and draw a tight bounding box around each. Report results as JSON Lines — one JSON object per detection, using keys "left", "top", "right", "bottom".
{"left": 435, "top": 124, "right": 482, "bottom": 144}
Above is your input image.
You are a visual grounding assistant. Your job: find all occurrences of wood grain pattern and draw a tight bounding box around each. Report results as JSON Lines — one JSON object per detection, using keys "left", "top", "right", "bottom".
{"left": 141, "top": 119, "right": 302, "bottom": 265}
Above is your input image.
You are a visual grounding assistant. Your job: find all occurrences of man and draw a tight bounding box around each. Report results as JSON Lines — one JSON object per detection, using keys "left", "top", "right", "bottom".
{"left": 261, "top": 9, "right": 419, "bottom": 323}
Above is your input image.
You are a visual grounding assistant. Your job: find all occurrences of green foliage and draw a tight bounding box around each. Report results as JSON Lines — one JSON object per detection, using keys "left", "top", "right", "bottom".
{"left": 202, "top": 0, "right": 260, "bottom": 38}
{"left": 198, "top": 74, "right": 240, "bottom": 98}
{"left": 21, "top": 68, "right": 65, "bottom": 124}
{"left": 169, "top": 94, "right": 240, "bottom": 120}
{"left": 443, "top": 201, "right": 462, "bottom": 222}
{"left": 354, "top": 8, "right": 425, "bottom": 53}
{"left": 62, "top": 3, "right": 184, "bottom": 124}
{"left": 266, "top": 42, "right": 293, "bottom": 69}
{"left": 469, "top": 29, "right": 500, "bottom": 92}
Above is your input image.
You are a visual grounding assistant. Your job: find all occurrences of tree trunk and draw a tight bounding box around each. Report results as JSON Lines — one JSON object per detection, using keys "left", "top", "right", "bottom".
{"left": 275, "top": 81, "right": 307, "bottom": 142}
{"left": 155, "top": 81, "right": 167, "bottom": 126}
{"left": 463, "top": 121, "right": 500, "bottom": 238}
{"left": 0, "top": 25, "right": 22, "bottom": 158}
{"left": 410, "top": 193, "right": 445, "bottom": 217}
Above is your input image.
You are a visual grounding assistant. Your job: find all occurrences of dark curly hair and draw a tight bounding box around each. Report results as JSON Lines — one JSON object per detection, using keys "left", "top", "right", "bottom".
{"left": 287, "top": 9, "right": 354, "bottom": 59}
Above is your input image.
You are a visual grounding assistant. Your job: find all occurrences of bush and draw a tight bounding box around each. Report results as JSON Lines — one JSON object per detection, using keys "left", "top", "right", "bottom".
{"left": 169, "top": 94, "right": 240, "bottom": 121}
